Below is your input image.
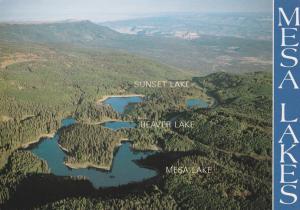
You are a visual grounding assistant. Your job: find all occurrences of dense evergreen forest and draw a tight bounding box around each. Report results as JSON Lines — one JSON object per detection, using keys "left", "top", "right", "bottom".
{"left": 125, "top": 83, "right": 214, "bottom": 120}
{"left": 0, "top": 151, "right": 49, "bottom": 206}
{"left": 59, "top": 124, "right": 125, "bottom": 169}
{"left": 0, "top": 56, "right": 272, "bottom": 209}
{"left": 35, "top": 71, "right": 271, "bottom": 210}
{"left": 0, "top": 40, "right": 187, "bottom": 167}
{"left": 0, "top": 21, "right": 271, "bottom": 210}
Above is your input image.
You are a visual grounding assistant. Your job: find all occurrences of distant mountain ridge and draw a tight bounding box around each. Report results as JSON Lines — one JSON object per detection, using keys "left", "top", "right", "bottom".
{"left": 0, "top": 20, "right": 121, "bottom": 44}
{"left": 102, "top": 13, "right": 272, "bottom": 41}
{"left": 0, "top": 20, "right": 272, "bottom": 74}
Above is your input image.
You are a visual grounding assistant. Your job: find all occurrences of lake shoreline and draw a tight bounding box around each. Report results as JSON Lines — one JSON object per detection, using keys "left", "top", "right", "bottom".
{"left": 25, "top": 95, "right": 159, "bottom": 187}
{"left": 61, "top": 138, "right": 160, "bottom": 171}
{"left": 22, "top": 132, "right": 56, "bottom": 149}
{"left": 64, "top": 161, "right": 111, "bottom": 171}
{"left": 62, "top": 138, "right": 131, "bottom": 171}
{"left": 96, "top": 94, "right": 145, "bottom": 104}
{"left": 82, "top": 119, "right": 125, "bottom": 125}
{"left": 58, "top": 143, "right": 69, "bottom": 153}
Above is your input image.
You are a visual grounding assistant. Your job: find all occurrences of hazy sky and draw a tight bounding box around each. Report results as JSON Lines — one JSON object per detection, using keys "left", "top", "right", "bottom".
{"left": 0, "top": 0, "right": 272, "bottom": 22}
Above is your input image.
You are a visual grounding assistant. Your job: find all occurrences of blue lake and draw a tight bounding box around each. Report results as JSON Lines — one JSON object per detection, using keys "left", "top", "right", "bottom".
{"left": 30, "top": 96, "right": 157, "bottom": 188}
{"left": 104, "top": 96, "right": 143, "bottom": 113}
{"left": 186, "top": 98, "right": 209, "bottom": 108}
{"left": 102, "top": 121, "right": 137, "bottom": 130}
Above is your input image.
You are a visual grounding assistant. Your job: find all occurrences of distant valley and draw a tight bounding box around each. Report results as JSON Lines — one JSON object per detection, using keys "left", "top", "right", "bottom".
{"left": 0, "top": 15, "right": 272, "bottom": 75}
{"left": 102, "top": 13, "right": 272, "bottom": 40}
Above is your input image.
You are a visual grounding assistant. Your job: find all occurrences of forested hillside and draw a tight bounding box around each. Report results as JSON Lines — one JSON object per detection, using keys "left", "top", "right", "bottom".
{"left": 18, "top": 71, "right": 271, "bottom": 210}
{"left": 59, "top": 124, "right": 125, "bottom": 170}
{"left": 0, "top": 21, "right": 271, "bottom": 74}
{"left": 0, "top": 40, "right": 188, "bottom": 168}
{"left": 0, "top": 20, "right": 272, "bottom": 210}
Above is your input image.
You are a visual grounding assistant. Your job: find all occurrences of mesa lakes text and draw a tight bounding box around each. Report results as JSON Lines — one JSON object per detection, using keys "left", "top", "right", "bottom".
{"left": 278, "top": 7, "right": 300, "bottom": 205}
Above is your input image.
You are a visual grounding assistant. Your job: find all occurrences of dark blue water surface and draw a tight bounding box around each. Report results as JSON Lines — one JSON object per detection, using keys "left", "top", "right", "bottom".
{"left": 30, "top": 96, "right": 157, "bottom": 188}
{"left": 186, "top": 98, "right": 209, "bottom": 108}
{"left": 102, "top": 121, "right": 137, "bottom": 130}
{"left": 104, "top": 96, "right": 143, "bottom": 113}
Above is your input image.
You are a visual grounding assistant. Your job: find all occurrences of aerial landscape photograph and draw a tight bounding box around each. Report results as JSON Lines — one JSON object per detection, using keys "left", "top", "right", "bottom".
{"left": 0, "top": 0, "right": 272, "bottom": 209}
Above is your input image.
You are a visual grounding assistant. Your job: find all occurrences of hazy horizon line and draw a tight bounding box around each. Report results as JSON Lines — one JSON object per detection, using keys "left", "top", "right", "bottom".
{"left": 0, "top": 11, "right": 272, "bottom": 24}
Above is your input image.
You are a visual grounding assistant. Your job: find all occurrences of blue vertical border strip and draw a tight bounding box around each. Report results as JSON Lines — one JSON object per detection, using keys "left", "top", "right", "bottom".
{"left": 274, "top": 0, "right": 300, "bottom": 209}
